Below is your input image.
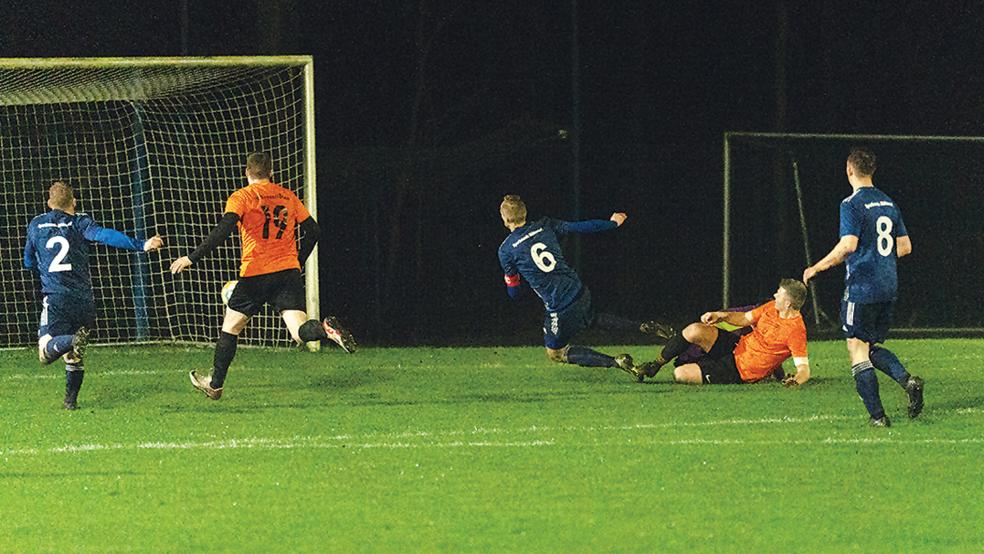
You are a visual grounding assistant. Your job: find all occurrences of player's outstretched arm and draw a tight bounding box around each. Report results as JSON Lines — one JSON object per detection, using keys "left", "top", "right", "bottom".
{"left": 560, "top": 212, "right": 626, "bottom": 235}
{"left": 83, "top": 217, "right": 164, "bottom": 253}
{"left": 171, "top": 212, "right": 239, "bottom": 274}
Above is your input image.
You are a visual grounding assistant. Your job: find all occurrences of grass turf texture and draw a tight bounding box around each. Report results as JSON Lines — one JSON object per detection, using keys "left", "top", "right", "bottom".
{"left": 1, "top": 339, "right": 982, "bottom": 552}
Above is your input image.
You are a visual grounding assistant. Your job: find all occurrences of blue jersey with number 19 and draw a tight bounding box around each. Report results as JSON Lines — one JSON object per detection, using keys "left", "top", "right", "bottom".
{"left": 839, "top": 186, "right": 908, "bottom": 303}
{"left": 24, "top": 210, "right": 145, "bottom": 299}
{"left": 498, "top": 217, "right": 617, "bottom": 312}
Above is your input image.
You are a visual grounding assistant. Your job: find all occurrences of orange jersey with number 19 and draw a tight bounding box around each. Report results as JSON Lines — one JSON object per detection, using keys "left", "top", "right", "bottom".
{"left": 223, "top": 181, "right": 311, "bottom": 277}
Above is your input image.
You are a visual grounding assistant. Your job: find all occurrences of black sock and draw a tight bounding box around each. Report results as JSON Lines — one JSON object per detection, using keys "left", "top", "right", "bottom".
{"left": 211, "top": 331, "right": 239, "bottom": 389}
{"left": 658, "top": 334, "right": 691, "bottom": 365}
{"left": 298, "top": 320, "right": 328, "bottom": 342}
{"left": 65, "top": 363, "right": 84, "bottom": 402}
{"left": 565, "top": 345, "right": 617, "bottom": 368}
{"left": 594, "top": 313, "right": 642, "bottom": 333}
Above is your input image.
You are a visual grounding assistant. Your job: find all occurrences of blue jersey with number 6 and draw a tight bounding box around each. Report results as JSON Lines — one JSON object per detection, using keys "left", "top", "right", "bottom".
{"left": 498, "top": 217, "right": 616, "bottom": 312}
{"left": 24, "top": 210, "right": 144, "bottom": 299}
{"left": 839, "top": 187, "right": 908, "bottom": 303}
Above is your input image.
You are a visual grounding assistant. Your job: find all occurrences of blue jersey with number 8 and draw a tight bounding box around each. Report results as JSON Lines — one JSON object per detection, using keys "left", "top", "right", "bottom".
{"left": 839, "top": 187, "right": 908, "bottom": 303}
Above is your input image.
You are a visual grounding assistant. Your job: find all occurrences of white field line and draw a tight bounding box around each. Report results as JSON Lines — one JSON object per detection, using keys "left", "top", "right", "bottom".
{"left": 2, "top": 413, "right": 982, "bottom": 457}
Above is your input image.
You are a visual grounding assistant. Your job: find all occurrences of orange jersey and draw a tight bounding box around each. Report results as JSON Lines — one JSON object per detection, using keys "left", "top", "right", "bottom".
{"left": 733, "top": 300, "right": 808, "bottom": 382}
{"left": 223, "top": 181, "right": 311, "bottom": 277}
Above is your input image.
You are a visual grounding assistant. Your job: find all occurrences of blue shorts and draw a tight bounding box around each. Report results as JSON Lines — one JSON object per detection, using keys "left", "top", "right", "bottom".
{"left": 38, "top": 294, "right": 96, "bottom": 339}
{"left": 543, "top": 287, "right": 595, "bottom": 349}
{"left": 841, "top": 299, "right": 893, "bottom": 344}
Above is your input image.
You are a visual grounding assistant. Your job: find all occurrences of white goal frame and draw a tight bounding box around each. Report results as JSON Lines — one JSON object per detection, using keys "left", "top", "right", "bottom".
{"left": 0, "top": 56, "right": 319, "bottom": 348}
{"left": 722, "top": 131, "right": 984, "bottom": 334}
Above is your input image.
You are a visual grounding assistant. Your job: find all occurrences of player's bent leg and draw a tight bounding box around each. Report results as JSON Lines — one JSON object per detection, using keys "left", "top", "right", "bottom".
{"left": 281, "top": 309, "right": 359, "bottom": 353}
{"left": 673, "top": 364, "right": 703, "bottom": 384}
{"left": 38, "top": 334, "right": 52, "bottom": 363}
{"left": 637, "top": 324, "right": 716, "bottom": 382}
{"left": 682, "top": 323, "right": 718, "bottom": 353}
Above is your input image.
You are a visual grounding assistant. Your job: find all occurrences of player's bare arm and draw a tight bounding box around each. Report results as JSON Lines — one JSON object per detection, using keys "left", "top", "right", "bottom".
{"left": 803, "top": 235, "right": 858, "bottom": 283}
{"left": 897, "top": 234, "right": 912, "bottom": 257}
{"left": 700, "top": 310, "right": 753, "bottom": 327}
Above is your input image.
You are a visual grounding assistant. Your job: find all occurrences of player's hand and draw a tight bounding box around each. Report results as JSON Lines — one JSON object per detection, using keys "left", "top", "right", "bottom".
{"left": 170, "top": 256, "right": 193, "bottom": 274}
{"left": 700, "top": 311, "right": 722, "bottom": 325}
{"left": 802, "top": 266, "right": 818, "bottom": 284}
{"left": 610, "top": 212, "right": 628, "bottom": 226}
{"left": 782, "top": 375, "right": 799, "bottom": 388}
{"left": 143, "top": 235, "right": 164, "bottom": 252}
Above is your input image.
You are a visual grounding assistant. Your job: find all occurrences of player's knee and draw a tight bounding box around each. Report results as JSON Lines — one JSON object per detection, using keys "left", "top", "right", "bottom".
{"left": 674, "top": 365, "right": 700, "bottom": 384}
{"left": 681, "top": 323, "right": 706, "bottom": 343}
{"left": 546, "top": 347, "right": 568, "bottom": 363}
{"left": 37, "top": 335, "right": 51, "bottom": 363}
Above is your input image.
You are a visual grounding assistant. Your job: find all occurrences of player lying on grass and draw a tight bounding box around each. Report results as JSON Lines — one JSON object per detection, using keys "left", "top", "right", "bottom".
{"left": 497, "top": 194, "right": 672, "bottom": 375}
{"left": 170, "top": 152, "right": 356, "bottom": 400}
{"left": 24, "top": 180, "right": 163, "bottom": 410}
{"left": 635, "top": 279, "right": 810, "bottom": 386}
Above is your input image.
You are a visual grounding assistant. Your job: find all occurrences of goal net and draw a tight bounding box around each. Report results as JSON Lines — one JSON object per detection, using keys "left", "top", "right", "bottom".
{"left": 723, "top": 132, "right": 984, "bottom": 334}
{"left": 0, "top": 56, "right": 318, "bottom": 348}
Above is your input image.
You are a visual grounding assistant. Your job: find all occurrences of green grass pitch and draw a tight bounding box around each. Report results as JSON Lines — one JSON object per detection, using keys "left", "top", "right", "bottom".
{"left": 1, "top": 339, "right": 982, "bottom": 552}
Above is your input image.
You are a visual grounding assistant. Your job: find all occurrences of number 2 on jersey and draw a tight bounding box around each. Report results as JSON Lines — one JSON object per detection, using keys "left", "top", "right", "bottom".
{"left": 46, "top": 236, "right": 72, "bottom": 272}
{"left": 876, "top": 215, "right": 894, "bottom": 256}
{"left": 531, "top": 242, "right": 556, "bottom": 272}
{"left": 262, "top": 204, "right": 289, "bottom": 239}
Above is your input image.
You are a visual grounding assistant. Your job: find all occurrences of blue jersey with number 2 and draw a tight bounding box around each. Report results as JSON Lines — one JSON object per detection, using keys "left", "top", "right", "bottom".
{"left": 498, "top": 217, "right": 616, "bottom": 312}
{"left": 24, "top": 210, "right": 144, "bottom": 299}
{"left": 839, "top": 187, "right": 908, "bottom": 303}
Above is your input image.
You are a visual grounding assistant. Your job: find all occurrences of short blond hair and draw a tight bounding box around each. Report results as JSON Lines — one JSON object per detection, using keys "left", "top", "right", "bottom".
{"left": 500, "top": 194, "right": 527, "bottom": 225}
{"left": 780, "top": 278, "right": 808, "bottom": 310}
{"left": 48, "top": 180, "right": 75, "bottom": 210}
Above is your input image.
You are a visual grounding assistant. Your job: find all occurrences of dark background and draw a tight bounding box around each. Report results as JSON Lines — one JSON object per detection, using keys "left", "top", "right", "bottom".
{"left": 3, "top": 1, "right": 983, "bottom": 344}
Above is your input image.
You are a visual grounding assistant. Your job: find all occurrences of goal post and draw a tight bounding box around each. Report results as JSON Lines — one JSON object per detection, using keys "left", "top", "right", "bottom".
{"left": 0, "top": 56, "right": 318, "bottom": 348}
{"left": 723, "top": 131, "right": 984, "bottom": 334}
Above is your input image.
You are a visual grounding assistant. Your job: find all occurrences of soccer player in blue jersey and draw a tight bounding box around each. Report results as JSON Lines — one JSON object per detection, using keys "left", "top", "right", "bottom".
{"left": 804, "top": 148, "right": 923, "bottom": 426}
{"left": 497, "top": 195, "right": 671, "bottom": 375}
{"left": 23, "top": 181, "right": 163, "bottom": 410}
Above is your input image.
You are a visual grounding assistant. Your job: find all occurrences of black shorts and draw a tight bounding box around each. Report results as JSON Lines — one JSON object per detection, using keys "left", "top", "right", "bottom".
{"left": 227, "top": 268, "right": 306, "bottom": 317}
{"left": 695, "top": 330, "right": 743, "bottom": 385}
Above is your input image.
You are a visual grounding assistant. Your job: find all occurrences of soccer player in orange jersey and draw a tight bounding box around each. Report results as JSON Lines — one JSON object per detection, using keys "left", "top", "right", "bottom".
{"left": 169, "top": 152, "right": 356, "bottom": 400}
{"left": 636, "top": 279, "right": 810, "bottom": 386}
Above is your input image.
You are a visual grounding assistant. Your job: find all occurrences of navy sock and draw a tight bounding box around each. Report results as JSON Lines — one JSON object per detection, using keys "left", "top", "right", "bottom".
{"left": 657, "top": 334, "right": 691, "bottom": 365}
{"left": 298, "top": 320, "right": 328, "bottom": 342}
{"left": 869, "top": 346, "right": 911, "bottom": 388}
{"left": 565, "top": 345, "right": 617, "bottom": 368}
{"left": 211, "top": 331, "right": 239, "bottom": 389}
{"left": 852, "top": 362, "right": 884, "bottom": 419}
{"left": 65, "top": 363, "right": 84, "bottom": 402}
{"left": 594, "top": 313, "right": 642, "bottom": 333}
{"left": 45, "top": 334, "right": 75, "bottom": 363}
